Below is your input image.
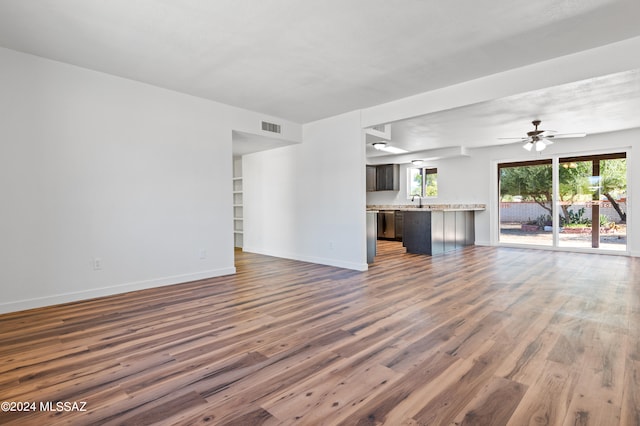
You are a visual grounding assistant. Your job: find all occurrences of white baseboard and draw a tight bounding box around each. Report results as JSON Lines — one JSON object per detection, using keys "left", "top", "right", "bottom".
{"left": 0, "top": 267, "right": 236, "bottom": 315}
{"left": 243, "top": 246, "right": 368, "bottom": 271}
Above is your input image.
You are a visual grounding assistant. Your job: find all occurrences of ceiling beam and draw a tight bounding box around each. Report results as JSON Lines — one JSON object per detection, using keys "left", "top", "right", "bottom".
{"left": 361, "top": 36, "right": 640, "bottom": 128}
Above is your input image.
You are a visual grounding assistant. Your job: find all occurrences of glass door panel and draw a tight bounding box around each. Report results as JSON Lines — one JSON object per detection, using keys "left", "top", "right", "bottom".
{"left": 499, "top": 161, "right": 553, "bottom": 246}
{"left": 556, "top": 154, "right": 626, "bottom": 251}
{"left": 558, "top": 159, "right": 594, "bottom": 249}
{"left": 599, "top": 157, "right": 627, "bottom": 250}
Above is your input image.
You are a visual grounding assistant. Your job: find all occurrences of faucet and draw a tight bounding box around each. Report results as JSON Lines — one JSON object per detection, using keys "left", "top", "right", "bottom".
{"left": 411, "top": 194, "right": 422, "bottom": 207}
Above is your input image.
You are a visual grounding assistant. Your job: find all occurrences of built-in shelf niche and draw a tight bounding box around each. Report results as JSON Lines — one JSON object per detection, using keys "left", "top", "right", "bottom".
{"left": 233, "top": 158, "right": 243, "bottom": 248}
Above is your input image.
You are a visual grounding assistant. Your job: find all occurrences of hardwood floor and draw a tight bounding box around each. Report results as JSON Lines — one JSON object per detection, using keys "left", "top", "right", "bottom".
{"left": 1, "top": 241, "right": 639, "bottom": 425}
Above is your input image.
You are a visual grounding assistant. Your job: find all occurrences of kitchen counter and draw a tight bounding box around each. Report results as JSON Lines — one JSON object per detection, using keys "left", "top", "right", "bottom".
{"left": 399, "top": 207, "right": 485, "bottom": 211}
{"left": 367, "top": 205, "right": 484, "bottom": 255}
{"left": 367, "top": 204, "right": 485, "bottom": 212}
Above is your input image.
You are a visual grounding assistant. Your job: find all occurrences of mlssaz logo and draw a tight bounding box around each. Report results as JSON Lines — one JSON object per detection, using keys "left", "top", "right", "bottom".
{"left": 40, "top": 401, "right": 88, "bottom": 412}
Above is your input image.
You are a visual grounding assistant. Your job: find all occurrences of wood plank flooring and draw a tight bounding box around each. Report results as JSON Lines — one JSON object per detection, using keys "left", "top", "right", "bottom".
{"left": 1, "top": 241, "right": 639, "bottom": 425}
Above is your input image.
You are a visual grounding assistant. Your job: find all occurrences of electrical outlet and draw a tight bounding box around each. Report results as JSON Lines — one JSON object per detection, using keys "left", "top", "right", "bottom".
{"left": 329, "top": 241, "right": 334, "bottom": 250}
{"left": 199, "top": 249, "right": 207, "bottom": 260}
{"left": 93, "top": 257, "right": 102, "bottom": 270}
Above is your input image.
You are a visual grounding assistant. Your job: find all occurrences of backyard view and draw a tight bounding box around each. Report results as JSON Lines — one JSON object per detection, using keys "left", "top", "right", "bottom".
{"left": 499, "top": 154, "right": 627, "bottom": 251}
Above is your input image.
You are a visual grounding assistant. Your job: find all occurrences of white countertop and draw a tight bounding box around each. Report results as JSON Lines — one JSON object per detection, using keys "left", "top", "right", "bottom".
{"left": 399, "top": 207, "right": 485, "bottom": 211}
{"left": 368, "top": 204, "right": 485, "bottom": 212}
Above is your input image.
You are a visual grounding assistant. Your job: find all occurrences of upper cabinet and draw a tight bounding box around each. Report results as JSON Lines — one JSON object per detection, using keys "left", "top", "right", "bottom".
{"left": 366, "top": 166, "right": 377, "bottom": 192}
{"left": 367, "top": 164, "right": 399, "bottom": 192}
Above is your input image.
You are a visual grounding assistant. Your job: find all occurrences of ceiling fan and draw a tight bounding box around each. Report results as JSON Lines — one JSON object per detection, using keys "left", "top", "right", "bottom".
{"left": 500, "top": 120, "right": 586, "bottom": 152}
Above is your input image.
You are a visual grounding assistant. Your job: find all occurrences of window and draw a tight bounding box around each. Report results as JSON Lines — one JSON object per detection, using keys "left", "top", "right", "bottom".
{"left": 408, "top": 167, "right": 437, "bottom": 198}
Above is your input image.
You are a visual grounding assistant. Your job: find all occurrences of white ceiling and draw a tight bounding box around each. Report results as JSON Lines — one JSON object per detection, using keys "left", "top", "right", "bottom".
{"left": 367, "top": 69, "right": 640, "bottom": 160}
{"left": 1, "top": 0, "right": 640, "bottom": 156}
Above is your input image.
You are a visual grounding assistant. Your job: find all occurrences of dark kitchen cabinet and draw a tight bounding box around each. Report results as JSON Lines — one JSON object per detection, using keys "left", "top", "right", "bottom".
{"left": 394, "top": 210, "right": 403, "bottom": 241}
{"left": 403, "top": 210, "right": 434, "bottom": 254}
{"left": 375, "top": 164, "right": 399, "bottom": 191}
{"left": 403, "top": 210, "right": 475, "bottom": 255}
{"left": 366, "top": 166, "right": 377, "bottom": 192}
{"left": 366, "top": 164, "right": 399, "bottom": 191}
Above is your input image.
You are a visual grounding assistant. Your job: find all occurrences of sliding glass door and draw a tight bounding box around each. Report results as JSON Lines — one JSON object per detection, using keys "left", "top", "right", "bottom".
{"left": 558, "top": 154, "right": 626, "bottom": 251}
{"left": 499, "top": 153, "right": 627, "bottom": 252}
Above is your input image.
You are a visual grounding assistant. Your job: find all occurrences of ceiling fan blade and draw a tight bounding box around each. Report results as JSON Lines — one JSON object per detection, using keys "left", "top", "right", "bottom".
{"left": 506, "top": 121, "right": 586, "bottom": 151}
{"left": 546, "top": 133, "right": 587, "bottom": 139}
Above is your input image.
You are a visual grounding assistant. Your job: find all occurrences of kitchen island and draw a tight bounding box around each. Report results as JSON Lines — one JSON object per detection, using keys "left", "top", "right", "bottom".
{"left": 367, "top": 204, "right": 485, "bottom": 255}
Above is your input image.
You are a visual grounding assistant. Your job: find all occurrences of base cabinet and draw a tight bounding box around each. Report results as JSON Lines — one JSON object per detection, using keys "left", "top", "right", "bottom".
{"left": 403, "top": 210, "right": 475, "bottom": 255}
{"left": 366, "top": 212, "right": 377, "bottom": 263}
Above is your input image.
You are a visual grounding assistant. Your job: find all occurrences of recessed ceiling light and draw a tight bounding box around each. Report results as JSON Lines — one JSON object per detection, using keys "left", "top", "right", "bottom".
{"left": 372, "top": 142, "right": 387, "bottom": 150}
{"left": 411, "top": 160, "right": 423, "bottom": 166}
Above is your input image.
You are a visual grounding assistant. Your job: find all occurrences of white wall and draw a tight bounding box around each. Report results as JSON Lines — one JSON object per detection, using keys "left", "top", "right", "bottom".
{"left": 0, "top": 47, "right": 301, "bottom": 313}
{"left": 243, "top": 111, "right": 368, "bottom": 270}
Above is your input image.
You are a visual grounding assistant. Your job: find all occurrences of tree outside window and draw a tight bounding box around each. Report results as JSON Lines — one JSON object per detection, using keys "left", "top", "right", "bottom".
{"left": 409, "top": 167, "right": 437, "bottom": 197}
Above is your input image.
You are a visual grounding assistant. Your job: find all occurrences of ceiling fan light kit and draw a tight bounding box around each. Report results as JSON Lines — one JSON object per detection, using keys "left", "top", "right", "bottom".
{"left": 501, "top": 120, "right": 586, "bottom": 152}
{"left": 535, "top": 139, "right": 548, "bottom": 151}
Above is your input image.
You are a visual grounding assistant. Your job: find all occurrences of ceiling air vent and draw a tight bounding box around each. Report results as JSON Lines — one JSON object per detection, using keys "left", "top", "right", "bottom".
{"left": 261, "top": 121, "right": 282, "bottom": 134}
